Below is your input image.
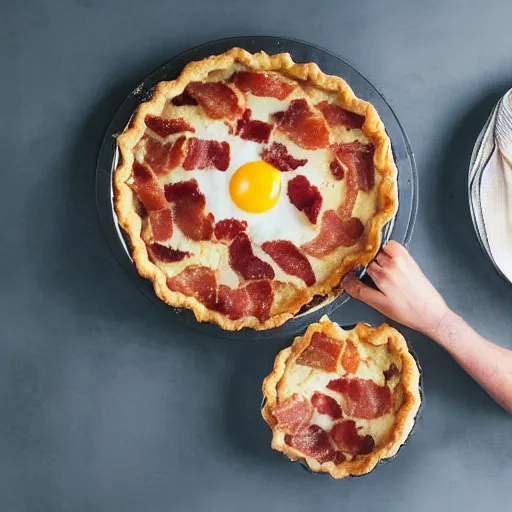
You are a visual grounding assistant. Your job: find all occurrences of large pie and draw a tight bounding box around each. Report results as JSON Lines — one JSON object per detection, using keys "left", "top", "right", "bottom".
{"left": 261, "top": 316, "right": 421, "bottom": 478}
{"left": 114, "top": 48, "right": 398, "bottom": 331}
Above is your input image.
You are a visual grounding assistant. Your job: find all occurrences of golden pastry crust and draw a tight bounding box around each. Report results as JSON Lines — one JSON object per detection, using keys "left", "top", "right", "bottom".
{"left": 114, "top": 48, "right": 398, "bottom": 331}
{"left": 261, "top": 316, "right": 421, "bottom": 478}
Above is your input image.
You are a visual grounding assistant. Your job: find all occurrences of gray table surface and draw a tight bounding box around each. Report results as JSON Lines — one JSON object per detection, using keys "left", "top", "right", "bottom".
{"left": 2, "top": 1, "right": 512, "bottom": 511}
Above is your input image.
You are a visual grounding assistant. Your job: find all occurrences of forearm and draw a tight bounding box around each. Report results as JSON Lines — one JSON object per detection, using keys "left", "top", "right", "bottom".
{"left": 426, "top": 310, "right": 512, "bottom": 412}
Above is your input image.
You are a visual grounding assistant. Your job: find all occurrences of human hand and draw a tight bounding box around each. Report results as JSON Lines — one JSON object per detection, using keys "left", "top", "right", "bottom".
{"left": 342, "top": 241, "right": 450, "bottom": 336}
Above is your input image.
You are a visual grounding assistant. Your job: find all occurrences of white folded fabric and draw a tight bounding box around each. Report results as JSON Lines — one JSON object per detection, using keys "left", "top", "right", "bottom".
{"left": 480, "top": 146, "right": 512, "bottom": 282}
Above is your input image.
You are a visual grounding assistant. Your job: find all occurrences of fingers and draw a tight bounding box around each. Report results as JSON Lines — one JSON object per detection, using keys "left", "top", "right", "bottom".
{"left": 343, "top": 274, "right": 387, "bottom": 310}
{"left": 376, "top": 251, "right": 393, "bottom": 267}
{"left": 383, "top": 240, "right": 409, "bottom": 258}
{"left": 367, "top": 261, "right": 386, "bottom": 284}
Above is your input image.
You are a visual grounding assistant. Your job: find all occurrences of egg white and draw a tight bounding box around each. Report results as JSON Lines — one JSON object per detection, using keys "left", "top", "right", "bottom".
{"left": 159, "top": 121, "right": 342, "bottom": 247}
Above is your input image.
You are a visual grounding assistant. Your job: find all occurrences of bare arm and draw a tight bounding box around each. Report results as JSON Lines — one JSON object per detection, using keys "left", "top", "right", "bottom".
{"left": 343, "top": 240, "right": 512, "bottom": 412}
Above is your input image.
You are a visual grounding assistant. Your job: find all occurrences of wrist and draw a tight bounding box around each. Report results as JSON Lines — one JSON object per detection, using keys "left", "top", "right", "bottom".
{"left": 418, "top": 305, "right": 453, "bottom": 341}
{"left": 423, "top": 308, "right": 463, "bottom": 348}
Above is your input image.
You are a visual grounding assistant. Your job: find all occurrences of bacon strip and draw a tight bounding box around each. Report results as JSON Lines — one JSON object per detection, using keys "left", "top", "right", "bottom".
{"left": 287, "top": 175, "right": 323, "bottom": 224}
{"left": 182, "top": 138, "right": 230, "bottom": 172}
{"left": 229, "top": 233, "right": 275, "bottom": 280}
{"left": 214, "top": 219, "right": 247, "bottom": 242}
{"left": 148, "top": 209, "right": 173, "bottom": 242}
{"left": 142, "top": 138, "right": 173, "bottom": 176}
{"left": 262, "top": 240, "right": 315, "bottom": 286}
{"left": 149, "top": 243, "right": 190, "bottom": 263}
{"left": 301, "top": 210, "right": 364, "bottom": 257}
{"left": 166, "top": 266, "right": 217, "bottom": 309}
{"left": 273, "top": 394, "right": 313, "bottom": 435}
{"left": 186, "top": 82, "right": 241, "bottom": 120}
{"left": 273, "top": 99, "right": 330, "bottom": 150}
{"left": 144, "top": 115, "right": 195, "bottom": 137}
{"left": 171, "top": 91, "right": 198, "bottom": 106}
{"left": 168, "top": 136, "right": 187, "bottom": 170}
{"left": 285, "top": 425, "right": 343, "bottom": 464}
{"left": 261, "top": 142, "right": 307, "bottom": 172}
{"left": 165, "top": 266, "right": 273, "bottom": 321}
{"left": 334, "top": 141, "right": 375, "bottom": 192}
{"left": 232, "top": 71, "right": 295, "bottom": 100}
{"left": 330, "top": 420, "right": 375, "bottom": 455}
{"left": 311, "top": 392, "right": 343, "bottom": 419}
{"left": 143, "top": 136, "right": 186, "bottom": 176}
{"left": 130, "top": 161, "right": 168, "bottom": 211}
{"left": 216, "top": 281, "right": 273, "bottom": 321}
{"left": 164, "top": 179, "right": 214, "bottom": 241}
{"left": 327, "top": 377, "right": 392, "bottom": 419}
{"left": 316, "top": 101, "right": 365, "bottom": 130}
{"left": 337, "top": 153, "right": 359, "bottom": 219}
{"left": 235, "top": 109, "right": 272, "bottom": 143}
{"left": 296, "top": 332, "right": 342, "bottom": 372}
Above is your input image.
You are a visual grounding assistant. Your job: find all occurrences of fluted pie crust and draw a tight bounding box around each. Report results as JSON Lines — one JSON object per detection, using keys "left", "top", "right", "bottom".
{"left": 261, "top": 316, "right": 421, "bottom": 478}
{"left": 114, "top": 48, "right": 398, "bottom": 331}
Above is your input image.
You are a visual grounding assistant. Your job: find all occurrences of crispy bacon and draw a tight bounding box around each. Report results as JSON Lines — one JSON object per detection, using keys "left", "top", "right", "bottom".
{"left": 327, "top": 377, "right": 392, "bottom": 419}
{"left": 301, "top": 210, "right": 364, "bottom": 257}
{"left": 330, "top": 420, "right": 375, "bottom": 455}
{"left": 296, "top": 332, "right": 342, "bottom": 372}
{"left": 164, "top": 180, "right": 214, "bottom": 241}
{"left": 149, "top": 243, "right": 190, "bottom": 263}
{"left": 229, "top": 233, "right": 275, "bottom": 280}
{"left": 144, "top": 115, "right": 195, "bottom": 137}
{"left": 235, "top": 109, "right": 272, "bottom": 143}
{"left": 232, "top": 71, "right": 295, "bottom": 100}
{"left": 148, "top": 209, "right": 173, "bottom": 242}
{"left": 130, "top": 161, "right": 168, "bottom": 211}
{"left": 273, "top": 99, "right": 330, "bottom": 150}
{"left": 182, "top": 138, "right": 230, "bottom": 172}
{"left": 262, "top": 240, "right": 315, "bottom": 286}
{"left": 186, "top": 82, "right": 241, "bottom": 120}
{"left": 214, "top": 219, "right": 247, "bottom": 242}
{"left": 333, "top": 141, "right": 375, "bottom": 192}
{"left": 171, "top": 91, "right": 198, "bottom": 106}
{"left": 287, "top": 175, "right": 323, "bottom": 224}
{"left": 316, "top": 101, "right": 365, "bottom": 130}
{"left": 143, "top": 136, "right": 186, "bottom": 175}
{"left": 261, "top": 142, "right": 307, "bottom": 172}
{"left": 216, "top": 281, "right": 273, "bottom": 321}
{"left": 285, "top": 425, "right": 342, "bottom": 464}
{"left": 311, "top": 392, "right": 343, "bottom": 419}
{"left": 166, "top": 266, "right": 217, "bottom": 309}
{"left": 273, "top": 394, "right": 313, "bottom": 435}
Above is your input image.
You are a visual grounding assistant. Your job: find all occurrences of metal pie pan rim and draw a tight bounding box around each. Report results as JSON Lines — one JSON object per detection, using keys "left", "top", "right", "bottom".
{"left": 95, "top": 36, "right": 418, "bottom": 340}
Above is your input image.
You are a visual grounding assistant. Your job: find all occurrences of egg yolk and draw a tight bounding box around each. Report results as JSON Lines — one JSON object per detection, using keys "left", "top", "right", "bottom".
{"left": 229, "top": 161, "right": 281, "bottom": 213}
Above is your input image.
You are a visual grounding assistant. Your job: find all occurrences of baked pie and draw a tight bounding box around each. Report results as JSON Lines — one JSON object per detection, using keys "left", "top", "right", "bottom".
{"left": 114, "top": 48, "right": 398, "bottom": 330}
{"left": 261, "top": 316, "right": 421, "bottom": 478}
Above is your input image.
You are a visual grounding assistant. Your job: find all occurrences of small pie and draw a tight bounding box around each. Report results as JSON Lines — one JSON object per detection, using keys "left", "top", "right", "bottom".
{"left": 261, "top": 316, "right": 421, "bottom": 478}
{"left": 114, "top": 48, "right": 398, "bottom": 331}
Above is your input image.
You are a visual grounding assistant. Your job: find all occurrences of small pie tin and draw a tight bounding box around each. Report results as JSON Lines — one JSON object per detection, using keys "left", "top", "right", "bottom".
{"left": 96, "top": 36, "right": 418, "bottom": 340}
{"left": 260, "top": 329, "right": 424, "bottom": 478}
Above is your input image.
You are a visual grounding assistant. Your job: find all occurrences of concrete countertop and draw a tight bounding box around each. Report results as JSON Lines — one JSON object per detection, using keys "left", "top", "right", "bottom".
{"left": 1, "top": 1, "right": 511, "bottom": 510}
